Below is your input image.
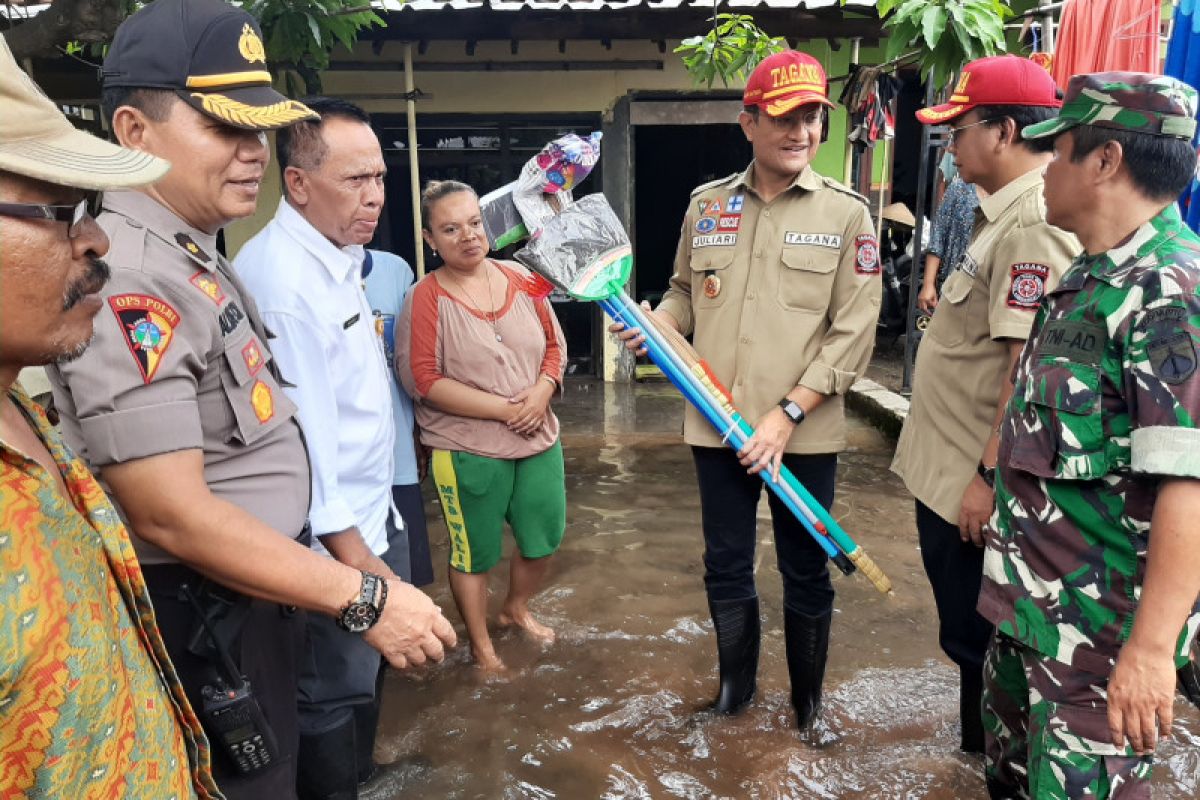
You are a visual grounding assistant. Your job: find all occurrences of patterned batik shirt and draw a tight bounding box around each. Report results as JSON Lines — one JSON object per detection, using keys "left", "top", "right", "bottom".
{"left": 979, "top": 204, "right": 1200, "bottom": 675}
{"left": 928, "top": 176, "right": 980, "bottom": 282}
{"left": 0, "top": 386, "right": 222, "bottom": 799}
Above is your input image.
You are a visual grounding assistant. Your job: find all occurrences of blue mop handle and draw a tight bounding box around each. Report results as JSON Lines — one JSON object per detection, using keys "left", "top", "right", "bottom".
{"left": 599, "top": 295, "right": 848, "bottom": 569}
{"left": 613, "top": 293, "right": 893, "bottom": 595}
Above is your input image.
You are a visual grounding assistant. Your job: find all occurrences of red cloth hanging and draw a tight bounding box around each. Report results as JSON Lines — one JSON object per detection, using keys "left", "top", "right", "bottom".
{"left": 1051, "top": 0, "right": 1162, "bottom": 87}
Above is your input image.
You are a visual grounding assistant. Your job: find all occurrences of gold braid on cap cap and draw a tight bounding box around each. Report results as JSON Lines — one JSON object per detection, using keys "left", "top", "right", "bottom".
{"left": 191, "top": 93, "right": 316, "bottom": 128}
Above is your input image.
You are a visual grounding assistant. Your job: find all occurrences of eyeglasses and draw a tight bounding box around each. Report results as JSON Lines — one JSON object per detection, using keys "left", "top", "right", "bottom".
{"left": 947, "top": 118, "right": 996, "bottom": 143}
{"left": 0, "top": 193, "right": 103, "bottom": 239}
{"left": 763, "top": 110, "right": 826, "bottom": 131}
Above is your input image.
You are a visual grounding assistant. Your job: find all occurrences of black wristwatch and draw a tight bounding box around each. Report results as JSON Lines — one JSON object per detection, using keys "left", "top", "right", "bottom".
{"left": 977, "top": 462, "right": 996, "bottom": 489}
{"left": 336, "top": 571, "right": 388, "bottom": 634}
{"left": 778, "top": 398, "right": 806, "bottom": 425}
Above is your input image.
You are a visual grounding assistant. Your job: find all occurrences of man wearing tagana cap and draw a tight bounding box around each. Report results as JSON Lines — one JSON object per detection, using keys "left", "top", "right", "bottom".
{"left": 45, "top": 1, "right": 455, "bottom": 799}
{"left": 0, "top": 37, "right": 224, "bottom": 800}
{"left": 891, "top": 55, "right": 1080, "bottom": 758}
{"left": 977, "top": 72, "right": 1200, "bottom": 799}
{"left": 613, "top": 51, "right": 881, "bottom": 738}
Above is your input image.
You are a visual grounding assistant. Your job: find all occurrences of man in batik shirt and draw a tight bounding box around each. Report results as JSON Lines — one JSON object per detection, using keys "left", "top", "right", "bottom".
{"left": 0, "top": 38, "right": 221, "bottom": 800}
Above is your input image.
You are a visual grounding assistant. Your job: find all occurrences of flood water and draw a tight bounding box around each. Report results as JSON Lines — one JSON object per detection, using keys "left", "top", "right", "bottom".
{"left": 375, "top": 379, "right": 1200, "bottom": 799}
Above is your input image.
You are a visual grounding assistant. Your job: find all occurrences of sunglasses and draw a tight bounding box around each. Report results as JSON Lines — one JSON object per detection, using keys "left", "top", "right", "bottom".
{"left": 0, "top": 192, "right": 103, "bottom": 239}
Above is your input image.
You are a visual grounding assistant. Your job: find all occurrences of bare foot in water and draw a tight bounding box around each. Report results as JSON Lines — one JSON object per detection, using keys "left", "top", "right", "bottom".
{"left": 470, "top": 643, "right": 507, "bottom": 673}
{"left": 498, "top": 605, "right": 556, "bottom": 644}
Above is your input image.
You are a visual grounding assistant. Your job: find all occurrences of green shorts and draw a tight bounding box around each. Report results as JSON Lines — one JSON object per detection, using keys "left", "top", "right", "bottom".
{"left": 431, "top": 440, "right": 566, "bottom": 574}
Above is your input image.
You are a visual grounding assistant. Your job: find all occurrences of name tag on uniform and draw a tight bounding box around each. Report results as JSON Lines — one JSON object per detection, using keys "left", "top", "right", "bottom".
{"left": 343, "top": 313, "right": 360, "bottom": 329}
{"left": 958, "top": 252, "right": 980, "bottom": 278}
{"left": 783, "top": 232, "right": 842, "bottom": 248}
{"left": 693, "top": 233, "right": 737, "bottom": 248}
{"left": 1036, "top": 320, "right": 1106, "bottom": 364}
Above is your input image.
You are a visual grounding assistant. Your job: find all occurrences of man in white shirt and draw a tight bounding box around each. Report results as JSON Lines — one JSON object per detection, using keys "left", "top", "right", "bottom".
{"left": 235, "top": 97, "right": 401, "bottom": 799}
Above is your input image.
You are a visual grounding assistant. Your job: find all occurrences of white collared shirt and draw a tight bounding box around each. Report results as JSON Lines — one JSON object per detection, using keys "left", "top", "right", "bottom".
{"left": 235, "top": 199, "right": 396, "bottom": 556}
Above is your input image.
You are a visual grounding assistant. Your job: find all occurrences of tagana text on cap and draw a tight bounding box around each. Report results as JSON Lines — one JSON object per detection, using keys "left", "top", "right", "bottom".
{"left": 743, "top": 51, "right": 835, "bottom": 117}
{"left": 103, "top": 0, "right": 317, "bottom": 131}
{"left": 917, "top": 55, "right": 1061, "bottom": 125}
{"left": 0, "top": 37, "right": 168, "bottom": 191}
{"left": 1022, "top": 72, "right": 1199, "bottom": 141}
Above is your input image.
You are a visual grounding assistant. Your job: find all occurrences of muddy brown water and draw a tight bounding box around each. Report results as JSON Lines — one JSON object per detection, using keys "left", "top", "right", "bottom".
{"left": 376, "top": 379, "right": 1200, "bottom": 799}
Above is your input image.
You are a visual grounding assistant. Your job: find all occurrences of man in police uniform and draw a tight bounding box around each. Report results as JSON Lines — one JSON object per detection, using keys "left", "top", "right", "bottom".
{"left": 614, "top": 50, "right": 881, "bottom": 735}
{"left": 979, "top": 73, "right": 1200, "bottom": 798}
{"left": 46, "top": 2, "right": 455, "bottom": 798}
{"left": 890, "top": 55, "right": 1079, "bottom": 756}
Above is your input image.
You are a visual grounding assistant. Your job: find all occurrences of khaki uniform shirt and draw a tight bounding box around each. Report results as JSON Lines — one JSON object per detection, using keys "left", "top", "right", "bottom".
{"left": 47, "top": 191, "right": 310, "bottom": 565}
{"left": 891, "top": 167, "right": 1079, "bottom": 523}
{"left": 657, "top": 164, "right": 882, "bottom": 453}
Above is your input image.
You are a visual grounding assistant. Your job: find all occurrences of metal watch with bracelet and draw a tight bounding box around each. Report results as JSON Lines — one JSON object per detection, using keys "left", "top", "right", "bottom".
{"left": 336, "top": 571, "right": 388, "bottom": 634}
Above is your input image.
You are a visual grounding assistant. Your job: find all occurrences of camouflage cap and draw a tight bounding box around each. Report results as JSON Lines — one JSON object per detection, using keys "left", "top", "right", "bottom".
{"left": 1023, "top": 72, "right": 1198, "bottom": 140}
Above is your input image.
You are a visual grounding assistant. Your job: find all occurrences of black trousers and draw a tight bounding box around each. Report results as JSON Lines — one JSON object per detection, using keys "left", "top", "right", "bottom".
{"left": 390, "top": 482, "right": 434, "bottom": 588}
{"left": 915, "top": 500, "right": 993, "bottom": 673}
{"left": 691, "top": 446, "right": 836, "bottom": 616}
{"left": 144, "top": 563, "right": 305, "bottom": 800}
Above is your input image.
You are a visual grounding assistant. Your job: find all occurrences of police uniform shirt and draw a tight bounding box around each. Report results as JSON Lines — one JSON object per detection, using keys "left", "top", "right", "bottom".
{"left": 657, "top": 163, "right": 882, "bottom": 454}
{"left": 47, "top": 190, "right": 311, "bottom": 565}
{"left": 891, "top": 167, "right": 1079, "bottom": 523}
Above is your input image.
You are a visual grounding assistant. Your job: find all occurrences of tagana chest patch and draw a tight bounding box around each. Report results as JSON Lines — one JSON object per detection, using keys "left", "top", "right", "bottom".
{"left": 855, "top": 234, "right": 880, "bottom": 274}
{"left": 1008, "top": 262, "right": 1050, "bottom": 309}
{"left": 783, "top": 232, "right": 842, "bottom": 248}
{"left": 109, "top": 294, "right": 181, "bottom": 384}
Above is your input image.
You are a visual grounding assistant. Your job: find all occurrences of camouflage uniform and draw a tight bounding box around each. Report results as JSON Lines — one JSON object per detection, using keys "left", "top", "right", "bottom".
{"left": 978, "top": 74, "right": 1200, "bottom": 799}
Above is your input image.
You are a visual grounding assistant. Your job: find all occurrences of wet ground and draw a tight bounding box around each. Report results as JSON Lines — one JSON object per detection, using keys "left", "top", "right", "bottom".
{"left": 376, "top": 379, "right": 1200, "bottom": 799}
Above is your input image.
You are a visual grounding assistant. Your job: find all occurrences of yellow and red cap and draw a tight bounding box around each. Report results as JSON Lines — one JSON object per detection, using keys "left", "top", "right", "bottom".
{"left": 743, "top": 51, "right": 835, "bottom": 117}
{"left": 916, "top": 55, "right": 1060, "bottom": 125}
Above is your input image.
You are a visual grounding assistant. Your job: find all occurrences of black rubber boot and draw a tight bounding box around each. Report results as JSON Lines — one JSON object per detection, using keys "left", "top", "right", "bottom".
{"left": 355, "top": 667, "right": 433, "bottom": 800}
{"left": 783, "top": 606, "right": 831, "bottom": 731}
{"left": 353, "top": 694, "right": 382, "bottom": 785}
{"left": 960, "top": 666, "right": 986, "bottom": 755}
{"left": 296, "top": 714, "right": 358, "bottom": 800}
{"left": 705, "top": 595, "right": 760, "bottom": 715}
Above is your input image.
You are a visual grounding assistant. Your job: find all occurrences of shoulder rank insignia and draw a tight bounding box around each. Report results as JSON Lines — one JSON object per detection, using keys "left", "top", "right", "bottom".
{"left": 109, "top": 294, "right": 181, "bottom": 384}
{"left": 175, "top": 232, "right": 212, "bottom": 264}
{"left": 189, "top": 270, "right": 226, "bottom": 305}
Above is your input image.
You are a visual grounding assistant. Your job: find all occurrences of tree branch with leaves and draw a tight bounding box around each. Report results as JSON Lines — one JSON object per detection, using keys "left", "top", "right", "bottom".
{"left": 878, "top": 0, "right": 1011, "bottom": 89}
{"left": 2, "top": 0, "right": 383, "bottom": 96}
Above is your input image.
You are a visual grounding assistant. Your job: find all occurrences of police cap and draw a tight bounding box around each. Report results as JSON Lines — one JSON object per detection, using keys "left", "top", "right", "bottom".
{"left": 102, "top": 0, "right": 317, "bottom": 131}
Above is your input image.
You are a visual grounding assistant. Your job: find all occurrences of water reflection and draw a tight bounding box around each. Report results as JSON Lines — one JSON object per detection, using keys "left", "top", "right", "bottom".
{"left": 375, "top": 380, "right": 1199, "bottom": 799}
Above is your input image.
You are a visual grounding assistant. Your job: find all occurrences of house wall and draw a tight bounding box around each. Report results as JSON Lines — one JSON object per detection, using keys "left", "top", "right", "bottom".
{"left": 226, "top": 35, "right": 888, "bottom": 255}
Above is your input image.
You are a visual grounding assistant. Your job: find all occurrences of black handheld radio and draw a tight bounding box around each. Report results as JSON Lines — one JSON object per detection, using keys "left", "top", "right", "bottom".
{"left": 181, "top": 583, "right": 279, "bottom": 774}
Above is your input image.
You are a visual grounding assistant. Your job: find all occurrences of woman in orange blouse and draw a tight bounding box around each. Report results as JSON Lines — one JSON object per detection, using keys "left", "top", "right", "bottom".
{"left": 396, "top": 180, "right": 568, "bottom": 672}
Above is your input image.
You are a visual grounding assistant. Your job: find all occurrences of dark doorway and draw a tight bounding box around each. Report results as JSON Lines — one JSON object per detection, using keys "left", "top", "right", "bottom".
{"left": 370, "top": 113, "right": 603, "bottom": 376}
{"left": 632, "top": 124, "right": 751, "bottom": 305}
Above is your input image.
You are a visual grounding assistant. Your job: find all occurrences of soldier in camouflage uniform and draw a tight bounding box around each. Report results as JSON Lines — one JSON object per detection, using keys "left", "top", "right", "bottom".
{"left": 978, "top": 72, "right": 1200, "bottom": 799}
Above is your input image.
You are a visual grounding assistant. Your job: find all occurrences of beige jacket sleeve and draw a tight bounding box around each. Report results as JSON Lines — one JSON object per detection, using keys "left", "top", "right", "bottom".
{"left": 986, "top": 223, "right": 1078, "bottom": 341}
{"left": 797, "top": 201, "right": 882, "bottom": 395}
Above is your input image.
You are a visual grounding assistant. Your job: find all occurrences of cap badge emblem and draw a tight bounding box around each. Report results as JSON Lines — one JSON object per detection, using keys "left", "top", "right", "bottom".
{"left": 239, "top": 23, "right": 267, "bottom": 65}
